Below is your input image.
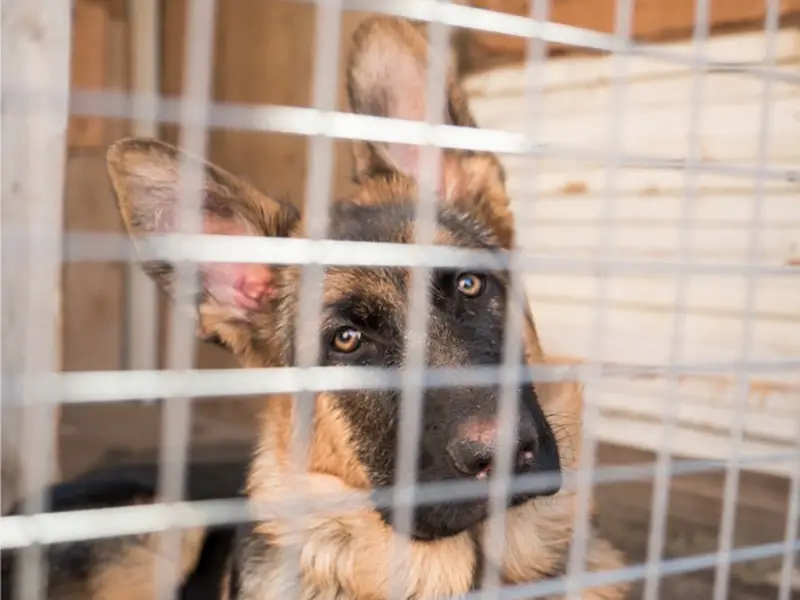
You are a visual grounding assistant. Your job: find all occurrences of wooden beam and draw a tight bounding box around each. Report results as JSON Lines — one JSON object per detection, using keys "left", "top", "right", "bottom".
{"left": 459, "top": 0, "right": 800, "bottom": 74}
{"left": 1, "top": 0, "right": 72, "bottom": 524}
{"left": 68, "top": 0, "right": 111, "bottom": 148}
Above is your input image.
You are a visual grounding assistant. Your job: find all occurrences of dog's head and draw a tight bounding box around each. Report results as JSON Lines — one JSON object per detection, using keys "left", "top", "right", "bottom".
{"left": 107, "top": 16, "right": 563, "bottom": 542}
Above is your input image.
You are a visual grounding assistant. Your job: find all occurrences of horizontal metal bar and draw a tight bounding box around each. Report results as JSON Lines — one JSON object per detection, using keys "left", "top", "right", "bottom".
{"left": 462, "top": 539, "right": 800, "bottom": 599}
{"left": 294, "top": 0, "right": 800, "bottom": 86}
{"left": 5, "top": 231, "right": 799, "bottom": 278}
{"left": 3, "top": 360, "right": 799, "bottom": 404}
{"left": 4, "top": 89, "right": 798, "bottom": 184}
{"left": 2, "top": 450, "right": 795, "bottom": 550}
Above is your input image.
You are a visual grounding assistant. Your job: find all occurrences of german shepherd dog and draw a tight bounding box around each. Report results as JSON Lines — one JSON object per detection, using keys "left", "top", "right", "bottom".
{"left": 2, "top": 15, "right": 629, "bottom": 600}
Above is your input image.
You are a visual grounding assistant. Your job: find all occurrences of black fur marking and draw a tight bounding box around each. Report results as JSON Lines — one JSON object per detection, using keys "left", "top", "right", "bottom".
{"left": 326, "top": 198, "right": 502, "bottom": 255}
{"left": 179, "top": 528, "right": 237, "bottom": 600}
{"left": 468, "top": 528, "right": 485, "bottom": 591}
{"left": 227, "top": 549, "right": 242, "bottom": 600}
{"left": 1, "top": 460, "right": 250, "bottom": 600}
{"left": 327, "top": 200, "right": 416, "bottom": 244}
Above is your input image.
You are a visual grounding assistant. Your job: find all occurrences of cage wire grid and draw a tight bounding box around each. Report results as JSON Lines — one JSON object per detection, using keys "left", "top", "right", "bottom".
{"left": 1, "top": 0, "right": 799, "bottom": 599}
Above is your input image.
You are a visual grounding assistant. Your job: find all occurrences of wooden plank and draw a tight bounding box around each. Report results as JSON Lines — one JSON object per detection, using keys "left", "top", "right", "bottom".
{"left": 67, "top": 0, "right": 110, "bottom": 148}
{"left": 463, "top": 28, "right": 800, "bottom": 95}
{"left": 62, "top": 154, "right": 127, "bottom": 374}
{"left": 593, "top": 375, "right": 800, "bottom": 417}
{"left": 594, "top": 384, "right": 798, "bottom": 444}
{"left": 458, "top": 0, "right": 800, "bottom": 72}
{"left": 525, "top": 275, "right": 799, "bottom": 320}
{"left": 476, "top": 96, "right": 800, "bottom": 165}
{"left": 1, "top": 0, "right": 72, "bottom": 518}
{"left": 530, "top": 302, "right": 800, "bottom": 363}
{"left": 514, "top": 221, "right": 798, "bottom": 262}
{"left": 513, "top": 195, "right": 800, "bottom": 231}
{"left": 504, "top": 161, "right": 797, "bottom": 197}
{"left": 470, "top": 72, "right": 800, "bottom": 135}
{"left": 594, "top": 412, "right": 795, "bottom": 479}
{"left": 511, "top": 192, "right": 800, "bottom": 226}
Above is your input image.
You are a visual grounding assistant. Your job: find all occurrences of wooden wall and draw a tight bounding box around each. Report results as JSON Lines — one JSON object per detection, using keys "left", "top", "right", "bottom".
{"left": 62, "top": 0, "right": 800, "bottom": 376}
{"left": 62, "top": 0, "right": 129, "bottom": 377}
{"left": 458, "top": 0, "right": 800, "bottom": 74}
{"left": 62, "top": 1, "right": 375, "bottom": 376}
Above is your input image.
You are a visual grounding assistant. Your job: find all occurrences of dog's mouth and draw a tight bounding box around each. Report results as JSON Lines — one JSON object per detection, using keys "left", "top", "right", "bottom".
{"left": 470, "top": 447, "right": 537, "bottom": 480}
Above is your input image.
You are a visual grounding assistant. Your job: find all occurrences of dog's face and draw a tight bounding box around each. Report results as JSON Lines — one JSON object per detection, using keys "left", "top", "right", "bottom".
{"left": 312, "top": 195, "right": 561, "bottom": 540}
{"left": 107, "top": 16, "right": 561, "bottom": 541}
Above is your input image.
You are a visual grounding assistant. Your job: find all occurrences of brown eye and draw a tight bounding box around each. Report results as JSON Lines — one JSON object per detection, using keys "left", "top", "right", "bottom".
{"left": 456, "top": 273, "right": 485, "bottom": 298}
{"left": 332, "top": 327, "right": 363, "bottom": 353}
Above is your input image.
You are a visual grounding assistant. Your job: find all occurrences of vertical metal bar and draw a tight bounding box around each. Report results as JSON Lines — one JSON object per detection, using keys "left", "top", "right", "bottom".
{"left": 390, "top": 2, "right": 450, "bottom": 597}
{"left": 281, "top": 1, "right": 342, "bottom": 596}
{"left": 642, "top": 1, "right": 710, "bottom": 597}
{"left": 564, "top": 0, "right": 634, "bottom": 597}
{"left": 478, "top": 0, "right": 550, "bottom": 596}
{"left": 125, "top": 0, "right": 161, "bottom": 379}
{"left": 1, "top": 2, "right": 72, "bottom": 599}
{"left": 154, "top": 1, "right": 216, "bottom": 598}
{"left": 711, "top": 1, "right": 781, "bottom": 598}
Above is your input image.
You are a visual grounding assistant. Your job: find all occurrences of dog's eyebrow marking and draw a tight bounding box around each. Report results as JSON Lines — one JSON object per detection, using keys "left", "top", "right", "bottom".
{"left": 322, "top": 294, "right": 398, "bottom": 333}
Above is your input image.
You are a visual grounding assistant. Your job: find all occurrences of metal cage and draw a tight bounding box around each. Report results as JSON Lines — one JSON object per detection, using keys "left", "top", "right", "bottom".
{"left": 1, "top": 0, "right": 798, "bottom": 599}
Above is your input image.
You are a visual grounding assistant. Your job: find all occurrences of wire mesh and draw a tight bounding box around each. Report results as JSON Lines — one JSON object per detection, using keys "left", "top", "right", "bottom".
{"left": 712, "top": 1, "right": 784, "bottom": 598}
{"left": 642, "top": 0, "right": 710, "bottom": 596}
{"left": 1, "top": 1, "right": 798, "bottom": 600}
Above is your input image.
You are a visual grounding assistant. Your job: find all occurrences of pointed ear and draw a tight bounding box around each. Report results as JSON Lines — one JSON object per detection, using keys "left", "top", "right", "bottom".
{"left": 346, "top": 16, "right": 514, "bottom": 248}
{"left": 106, "top": 137, "right": 300, "bottom": 358}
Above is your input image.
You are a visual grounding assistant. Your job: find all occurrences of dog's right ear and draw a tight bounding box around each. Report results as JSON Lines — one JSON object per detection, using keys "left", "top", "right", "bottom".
{"left": 106, "top": 138, "right": 299, "bottom": 358}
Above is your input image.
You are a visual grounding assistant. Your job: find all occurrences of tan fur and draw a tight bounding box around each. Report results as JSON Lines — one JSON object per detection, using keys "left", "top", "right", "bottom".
{"left": 85, "top": 527, "right": 206, "bottom": 600}
{"left": 100, "top": 13, "right": 630, "bottom": 600}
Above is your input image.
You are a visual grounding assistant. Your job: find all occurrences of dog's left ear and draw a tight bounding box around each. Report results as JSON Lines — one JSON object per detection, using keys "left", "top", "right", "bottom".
{"left": 346, "top": 16, "right": 514, "bottom": 248}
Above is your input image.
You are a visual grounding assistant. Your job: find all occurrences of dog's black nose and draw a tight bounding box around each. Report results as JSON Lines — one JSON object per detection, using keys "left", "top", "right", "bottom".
{"left": 445, "top": 418, "right": 539, "bottom": 480}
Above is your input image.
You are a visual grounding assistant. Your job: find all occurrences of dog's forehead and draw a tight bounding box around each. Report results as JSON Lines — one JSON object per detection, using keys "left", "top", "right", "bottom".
{"left": 322, "top": 265, "right": 407, "bottom": 316}
{"left": 325, "top": 196, "right": 494, "bottom": 247}
{"left": 317, "top": 197, "right": 501, "bottom": 312}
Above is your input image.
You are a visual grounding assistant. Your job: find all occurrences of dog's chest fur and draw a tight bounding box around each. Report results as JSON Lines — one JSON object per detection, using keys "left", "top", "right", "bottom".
{"left": 201, "top": 516, "right": 618, "bottom": 600}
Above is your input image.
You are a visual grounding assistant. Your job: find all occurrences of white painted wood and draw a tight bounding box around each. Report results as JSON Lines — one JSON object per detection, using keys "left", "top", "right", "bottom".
{"left": 516, "top": 222, "right": 797, "bottom": 262}
{"left": 1, "top": 0, "right": 72, "bottom": 517}
{"left": 531, "top": 303, "right": 800, "bottom": 364}
{"left": 504, "top": 161, "right": 797, "bottom": 197}
{"left": 464, "top": 28, "right": 800, "bottom": 472}
{"left": 511, "top": 192, "right": 800, "bottom": 226}
{"left": 590, "top": 375, "right": 800, "bottom": 417}
{"left": 463, "top": 29, "right": 800, "bottom": 96}
{"left": 126, "top": 0, "right": 161, "bottom": 376}
{"left": 470, "top": 72, "right": 800, "bottom": 121}
{"left": 594, "top": 412, "right": 795, "bottom": 479}
{"left": 526, "top": 275, "right": 799, "bottom": 319}
{"left": 478, "top": 96, "right": 799, "bottom": 165}
{"left": 593, "top": 384, "right": 796, "bottom": 444}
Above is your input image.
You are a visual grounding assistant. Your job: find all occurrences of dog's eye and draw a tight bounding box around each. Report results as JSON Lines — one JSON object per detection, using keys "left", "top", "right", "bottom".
{"left": 456, "top": 273, "right": 485, "bottom": 298}
{"left": 331, "top": 326, "right": 363, "bottom": 353}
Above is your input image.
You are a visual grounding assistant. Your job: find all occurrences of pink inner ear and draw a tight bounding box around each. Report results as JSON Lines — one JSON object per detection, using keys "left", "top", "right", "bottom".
{"left": 203, "top": 262, "right": 275, "bottom": 312}
{"left": 200, "top": 213, "right": 276, "bottom": 313}
{"left": 387, "top": 143, "right": 450, "bottom": 196}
